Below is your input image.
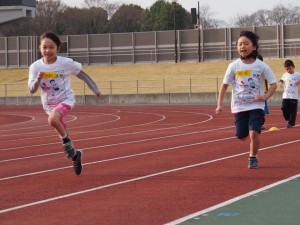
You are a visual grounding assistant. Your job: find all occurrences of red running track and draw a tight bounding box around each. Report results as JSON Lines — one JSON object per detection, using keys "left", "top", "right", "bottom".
{"left": 0, "top": 105, "right": 299, "bottom": 225}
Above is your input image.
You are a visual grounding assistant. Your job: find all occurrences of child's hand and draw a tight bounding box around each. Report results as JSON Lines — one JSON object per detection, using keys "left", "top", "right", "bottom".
{"left": 255, "top": 94, "right": 266, "bottom": 102}
{"left": 295, "top": 80, "right": 300, "bottom": 86}
{"left": 96, "top": 92, "right": 101, "bottom": 98}
{"left": 278, "top": 79, "right": 284, "bottom": 88}
{"left": 37, "top": 72, "right": 44, "bottom": 82}
{"left": 215, "top": 106, "right": 223, "bottom": 115}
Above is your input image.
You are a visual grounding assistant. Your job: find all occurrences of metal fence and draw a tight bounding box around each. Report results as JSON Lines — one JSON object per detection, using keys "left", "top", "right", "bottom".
{"left": 1, "top": 24, "right": 300, "bottom": 68}
{"left": 0, "top": 77, "right": 223, "bottom": 97}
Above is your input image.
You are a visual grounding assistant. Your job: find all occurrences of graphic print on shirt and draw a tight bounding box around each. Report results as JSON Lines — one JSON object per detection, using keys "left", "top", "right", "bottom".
{"left": 236, "top": 69, "right": 261, "bottom": 103}
{"left": 41, "top": 70, "right": 66, "bottom": 106}
{"left": 283, "top": 76, "right": 300, "bottom": 98}
{"left": 50, "top": 79, "right": 63, "bottom": 96}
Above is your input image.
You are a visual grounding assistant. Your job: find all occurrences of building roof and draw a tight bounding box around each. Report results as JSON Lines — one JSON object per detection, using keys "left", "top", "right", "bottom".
{"left": 0, "top": 0, "right": 36, "bottom": 8}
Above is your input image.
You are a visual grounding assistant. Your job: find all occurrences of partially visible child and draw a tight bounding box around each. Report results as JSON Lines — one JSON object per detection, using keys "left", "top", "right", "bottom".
{"left": 278, "top": 59, "right": 300, "bottom": 128}
{"left": 216, "top": 30, "right": 277, "bottom": 169}
{"left": 28, "top": 32, "right": 101, "bottom": 175}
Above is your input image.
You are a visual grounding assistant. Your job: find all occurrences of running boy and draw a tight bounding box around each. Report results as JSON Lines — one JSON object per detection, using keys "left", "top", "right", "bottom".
{"left": 28, "top": 32, "right": 100, "bottom": 175}
{"left": 215, "top": 30, "right": 277, "bottom": 169}
{"left": 278, "top": 59, "right": 300, "bottom": 128}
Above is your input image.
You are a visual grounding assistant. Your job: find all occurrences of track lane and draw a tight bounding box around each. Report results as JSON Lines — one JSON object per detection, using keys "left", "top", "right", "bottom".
{"left": 0, "top": 105, "right": 299, "bottom": 225}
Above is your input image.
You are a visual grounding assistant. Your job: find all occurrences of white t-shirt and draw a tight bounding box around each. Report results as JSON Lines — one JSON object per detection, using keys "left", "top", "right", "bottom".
{"left": 280, "top": 72, "right": 300, "bottom": 99}
{"left": 223, "top": 58, "right": 277, "bottom": 113}
{"left": 28, "top": 56, "right": 82, "bottom": 114}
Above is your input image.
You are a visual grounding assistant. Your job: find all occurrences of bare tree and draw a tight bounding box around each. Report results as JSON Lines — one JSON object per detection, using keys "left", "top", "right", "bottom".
{"left": 268, "top": 4, "right": 290, "bottom": 24}
{"left": 234, "top": 14, "right": 259, "bottom": 27}
{"left": 233, "top": 3, "right": 300, "bottom": 27}
{"left": 84, "top": 0, "right": 120, "bottom": 18}
{"left": 208, "top": 19, "right": 226, "bottom": 28}
{"left": 254, "top": 9, "right": 270, "bottom": 26}
{"left": 189, "top": 3, "right": 226, "bottom": 28}
{"left": 268, "top": 4, "right": 300, "bottom": 24}
{"left": 199, "top": 4, "right": 225, "bottom": 28}
{"left": 34, "top": 0, "right": 66, "bottom": 34}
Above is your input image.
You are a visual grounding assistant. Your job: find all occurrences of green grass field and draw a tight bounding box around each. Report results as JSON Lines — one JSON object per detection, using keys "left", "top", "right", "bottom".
{"left": 0, "top": 58, "right": 299, "bottom": 96}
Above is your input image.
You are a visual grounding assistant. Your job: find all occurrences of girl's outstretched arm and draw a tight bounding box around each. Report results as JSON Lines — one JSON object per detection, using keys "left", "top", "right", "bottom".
{"left": 76, "top": 70, "right": 101, "bottom": 96}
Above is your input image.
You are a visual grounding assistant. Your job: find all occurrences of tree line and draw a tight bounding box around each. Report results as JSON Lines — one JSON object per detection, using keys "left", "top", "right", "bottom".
{"left": 0, "top": 0, "right": 299, "bottom": 36}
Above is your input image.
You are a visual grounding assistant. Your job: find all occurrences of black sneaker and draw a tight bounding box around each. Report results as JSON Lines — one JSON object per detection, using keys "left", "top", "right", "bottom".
{"left": 72, "top": 150, "right": 83, "bottom": 175}
{"left": 248, "top": 157, "right": 259, "bottom": 169}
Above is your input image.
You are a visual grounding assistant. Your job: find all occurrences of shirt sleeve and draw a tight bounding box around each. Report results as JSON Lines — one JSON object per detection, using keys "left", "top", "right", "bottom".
{"left": 223, "top": 62, "right": 235, "bottom": 84}
{"left": 76, "top": 71, "right": 100, "bottom": 96}
{"left": 263, "top": 64, "right": 277, "bottom": 84}
{"left": 66, "top": 58, "right": 82, "bottom": 76}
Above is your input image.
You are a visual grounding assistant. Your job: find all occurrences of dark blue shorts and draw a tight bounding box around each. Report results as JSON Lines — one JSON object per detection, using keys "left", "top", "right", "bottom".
{"left": 234, "top": 109, "right": 265, "bottom": 139}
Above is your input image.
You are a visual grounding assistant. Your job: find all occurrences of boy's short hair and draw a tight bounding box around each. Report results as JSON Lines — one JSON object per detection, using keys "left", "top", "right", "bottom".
{"left": 284, "top": 59, "right": 295, "bottom": 67}
{"left": 239, "top": 30, "right": 259, "bottom": 48}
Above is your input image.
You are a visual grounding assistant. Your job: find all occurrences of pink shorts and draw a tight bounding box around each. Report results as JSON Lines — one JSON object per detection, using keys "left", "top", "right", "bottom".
{"left": 53, "top": 103, "right": 71, "bottom": 117}
{"left": 53, "top": 103, "right": 71, "bottom": 129}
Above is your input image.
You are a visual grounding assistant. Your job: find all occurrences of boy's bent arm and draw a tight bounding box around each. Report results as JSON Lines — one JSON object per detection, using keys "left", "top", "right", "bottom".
{"left": 76, "top": 70, "right": 101, "bottom": 96}
{"left": 216, "top": 84, "right": 229, "bottom": 114}
{"left": 265, "top": 83, "right": 277, "bottom": 99}
{"left": 255, "top": 82, "right": 277, "bottom": 101}
{"left": 264, "top": 82, "right": 277, "bottom": 100}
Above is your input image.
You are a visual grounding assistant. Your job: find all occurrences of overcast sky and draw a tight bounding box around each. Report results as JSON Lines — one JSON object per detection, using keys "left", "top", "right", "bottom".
{"left": 61, "top": 0, "right": 297, "bottom": 21}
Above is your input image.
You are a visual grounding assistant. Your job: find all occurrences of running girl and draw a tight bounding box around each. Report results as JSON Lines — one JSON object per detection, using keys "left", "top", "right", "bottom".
{"left": 28, "top": 32, "right": 100, "bottom": 175}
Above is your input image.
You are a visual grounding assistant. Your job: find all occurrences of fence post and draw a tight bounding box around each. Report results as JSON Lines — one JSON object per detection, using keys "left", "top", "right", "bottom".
{"left": 83, "top": 82, "right": 86, "bottom": 104}
{"left": 163, "top": 79, "right": 165, "bottom": 93}
{"left": 216, "top": 77, "right": 219, "bottom": 101}
{"left": 110, "top": 80, "right": 112, "bottom": 95}
{"left": 136, "top": 80, "right": 139, "bottom": 94}
{"left": 5, "top": 84, "right": 7, "bottom": 97}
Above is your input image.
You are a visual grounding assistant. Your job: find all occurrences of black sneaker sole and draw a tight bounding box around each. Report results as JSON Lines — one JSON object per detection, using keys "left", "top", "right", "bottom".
{"left": 72, "top": 150, "right": 83, "bottom": 175}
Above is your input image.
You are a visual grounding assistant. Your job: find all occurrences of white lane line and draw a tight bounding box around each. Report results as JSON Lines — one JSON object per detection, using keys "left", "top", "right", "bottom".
{"left": 0, "top": 110, "right": 120, "bottom": 133}
{"left": 0, "top": 109, "right": 214, "bottom": 144}
{"left": 0, "top": 114, "right": 73, "bottom": 133}
{"left": 0, "top": 149, "right": 249, "bottom": 214}
{"left": 0, "top": 124, "right": 232, "bottom": 164}
{"left": 0, "top": 111, "right": 166, "bottom": 146}
{"left": 165, "top": 174, "right": 300, "bottom": 225}
{"left": 0, "top": 137, "right": 299, "bottom": 215}
{"left": 0, "top": 136, "right": 235, "bottom": 180}
{"left": 0, "top": 114, "right": 118, "bottom": 139}
{"left": 1, "top": 134, "right": 297, "bottom": 181}
{"left": 0, "top": 114, "right": 35, "bottom": 127}
{"left": 0, "top": 112, "right": 210, "bottom": 152}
